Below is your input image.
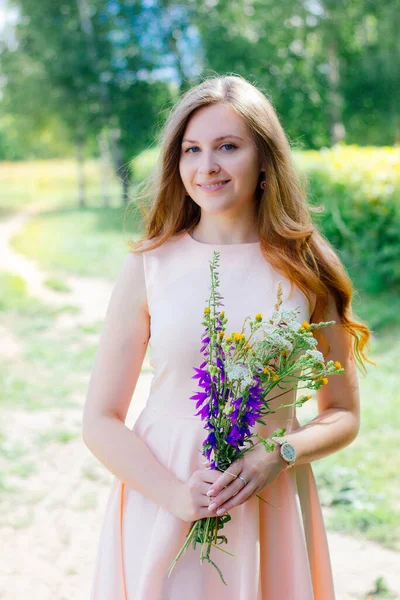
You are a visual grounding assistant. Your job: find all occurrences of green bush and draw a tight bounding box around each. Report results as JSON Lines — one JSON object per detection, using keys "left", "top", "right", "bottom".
{"left": 295, "top": 145, "right": 400, "bottom": 294}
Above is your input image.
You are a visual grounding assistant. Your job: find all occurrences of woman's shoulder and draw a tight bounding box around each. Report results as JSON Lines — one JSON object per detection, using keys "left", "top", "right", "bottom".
{"left": 130, "top": 230, "right": 186, "bottom": 255}
{"left": 259, "top": 249, "right": 317, "bottom": 321}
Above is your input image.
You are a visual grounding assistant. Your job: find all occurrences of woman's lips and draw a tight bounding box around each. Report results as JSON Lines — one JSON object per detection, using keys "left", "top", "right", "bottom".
{"left": 198, "top": 180, "right": 230, "bottom": 192}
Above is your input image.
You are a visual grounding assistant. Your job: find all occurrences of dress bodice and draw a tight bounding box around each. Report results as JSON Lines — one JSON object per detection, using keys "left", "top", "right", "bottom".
{"left": 141, "top": 231, "right": 313, "bottom": 427}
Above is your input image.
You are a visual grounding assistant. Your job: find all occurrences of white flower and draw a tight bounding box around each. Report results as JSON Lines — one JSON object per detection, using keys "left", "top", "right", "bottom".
{"left": 281, "top": 308, "right": 300, "bottom": 324}
{"left": 277, "top": 337, "right": 294, "bottom": 352}
{"left": 305, "top": 349, "right": 325, "bottom": 363}
{"left": 303, "top": 336, "right": 318, "bottom": 348}
{"left": 226, "top": 362, "right": 254, "bottom": 391}
{"left": 262, "top": 331, "right": 294, "bottom": 353}
{"left": 259, "top": 322, "right": 276, "bottom": 335}
{"left": 270, "top": 310, "right": 280, "bottom": 324}
{"left": 226, "top": 363, "right": 249, "bottom": 381}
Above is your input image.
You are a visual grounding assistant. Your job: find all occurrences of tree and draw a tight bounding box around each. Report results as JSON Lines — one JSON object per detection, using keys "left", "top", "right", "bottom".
{"left": 0, "top": 0, "right": 179, "bottom": 203}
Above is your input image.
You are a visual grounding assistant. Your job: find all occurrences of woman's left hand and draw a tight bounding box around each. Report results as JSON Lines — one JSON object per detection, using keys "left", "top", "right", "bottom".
{"left": 205, "top": 442, "right": 285, "bottom": 516}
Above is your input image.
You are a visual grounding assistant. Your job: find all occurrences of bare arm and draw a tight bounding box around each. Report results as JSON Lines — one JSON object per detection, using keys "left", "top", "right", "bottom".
{"left": 284, "top": 294, "right": 361, "bottom": 464}
{"left": 82, "top": 252, "right": 184, "bottom": 516}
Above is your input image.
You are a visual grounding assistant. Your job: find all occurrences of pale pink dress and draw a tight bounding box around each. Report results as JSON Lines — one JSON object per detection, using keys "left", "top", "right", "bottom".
{"left": 90, "top": 231, "right": 336, "bottom": 599}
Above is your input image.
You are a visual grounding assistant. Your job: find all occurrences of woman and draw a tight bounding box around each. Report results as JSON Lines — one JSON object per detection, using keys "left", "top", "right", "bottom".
{"left": 83, "top": 74, "right": 372, "bottom": 599}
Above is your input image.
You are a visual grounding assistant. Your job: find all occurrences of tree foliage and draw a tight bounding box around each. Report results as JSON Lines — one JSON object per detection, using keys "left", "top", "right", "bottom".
{"left": 0, "top": 0, "right": 398, "bottom": 166}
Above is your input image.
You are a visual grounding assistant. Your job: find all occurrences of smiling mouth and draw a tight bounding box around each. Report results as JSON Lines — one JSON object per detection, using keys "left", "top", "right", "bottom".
{"left": 198, "top": 180, "right": 230, "bottom": 190}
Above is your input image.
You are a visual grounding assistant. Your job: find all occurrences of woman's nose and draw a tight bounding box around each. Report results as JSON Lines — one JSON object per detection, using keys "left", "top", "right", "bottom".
{"left": 198, "top": 152, "right": 220, "bottom": 174}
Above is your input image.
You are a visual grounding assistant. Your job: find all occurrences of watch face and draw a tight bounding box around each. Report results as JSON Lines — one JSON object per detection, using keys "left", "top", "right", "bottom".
{"left": 282, "top": 443, "right": 296, "bottom": 462}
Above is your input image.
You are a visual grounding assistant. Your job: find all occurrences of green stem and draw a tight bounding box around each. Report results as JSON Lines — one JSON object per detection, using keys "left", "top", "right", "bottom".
{"left": 200, "top": 517, "right": 211, "bottom": 563}
{"left": 168, "top": 521, "right": 197, "bottom": 578}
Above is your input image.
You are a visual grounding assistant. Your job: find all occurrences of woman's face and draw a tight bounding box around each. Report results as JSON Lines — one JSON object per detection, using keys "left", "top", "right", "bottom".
{"left": 179, "top": 103, "right": 262, "bottom": 217}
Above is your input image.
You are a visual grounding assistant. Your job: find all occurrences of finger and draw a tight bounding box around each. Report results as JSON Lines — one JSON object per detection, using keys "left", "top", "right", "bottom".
{"left": 201, "top": 492, "right": 213, "bottom": 508}
{"left": 213, "top": 482, "right": 253, "bottom": 516}
{"left": 202, "top": 468, "right": 223, "bottom": 486}
{"left": 206, "top": 461, "right": 243, "bottom": 497}
{"left": 207, "top": 477, "right": 247, "bottom": 512}
{"left": 200, "top": 480, "right": 219, "bottom": 496}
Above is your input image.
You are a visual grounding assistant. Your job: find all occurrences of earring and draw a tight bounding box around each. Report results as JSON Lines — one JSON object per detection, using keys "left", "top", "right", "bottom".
{"left": 260, "top": 176, "right": 266, "bottom": 191}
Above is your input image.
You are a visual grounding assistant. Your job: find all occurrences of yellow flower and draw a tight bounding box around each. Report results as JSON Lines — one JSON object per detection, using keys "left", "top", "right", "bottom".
{"left": 220, "top": 311, "right": 225, "bottom": 318}
{"left": 255, "top": 313, "right": 262, "bottom": 322}
{"left": 334, "top": 361, "right": 342, "bottom": 370}
{"left": 302, "top": 321, "right": 311, "bottom": 329}
{"left": 233, "top": 332, "right": 245, "bottom": 342}
{"left": 219, "top": 331, "right": 224, "bottom": 339}
{"left": 297, "top": 394, "right": 313, "bottom": 405}
{"left": 204, "top": 307, "right": 210, "bottom": 314}
{"left": 272, "top": 374, "right": 279, "bottom": 382}
{"left": 226, "top": 336, "right": 232, "bottom": 343}
{"left": 263, "top": 366, "right": 270, "bottom": 374}
{"left": 320, "top": 377, "right": 329, "bottom": 385}
{"left": 281, "top": 350, "right": 287, "bottom": 357}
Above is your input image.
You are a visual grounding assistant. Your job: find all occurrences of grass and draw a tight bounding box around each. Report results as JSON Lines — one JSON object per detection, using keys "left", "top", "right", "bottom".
{"left": 72, "top": 492, "right": 98, "bottom": 512}
{"left": 0, "top": 272, "right": 94, "bottom": 525}
{"left": 297, "top": 300, "right": 400, "bottom": 550}
{"left": 0, "top": 272, "right": 56, "bottom": 316}
{"left": 0, "top": 272, "right": 95, "bottom": 411}
{"left": 1, "top": 157, "right": 145, "bottom": 279}
{"left": 79, "top": 321, "right": 103, "bottom": 335}
{"left": 363, "top": 576, "right": 398, "bottom": 599}
{"left": 0, "top": 158, "right": 122, "bottom": 213}
{"left": 37, "top": 429, "right": 79, "bottom": 445}
{"left": 10, "top": 462, "right": 37, "bottom": 479}
{"left": 44, "top": 277, "right": 71, "bottom": 293}
{"left": 10, "top": 204, "right": 143, "bottom": 279}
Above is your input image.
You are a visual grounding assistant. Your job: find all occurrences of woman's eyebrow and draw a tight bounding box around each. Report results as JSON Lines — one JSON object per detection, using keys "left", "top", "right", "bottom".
{"left": 181, "top": 134, "right": 245, "bottom": 144}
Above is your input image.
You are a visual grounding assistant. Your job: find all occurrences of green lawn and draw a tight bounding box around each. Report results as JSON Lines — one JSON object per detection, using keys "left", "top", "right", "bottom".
{"left": 11, "top": 204, "right": 143, "bottom": 279}
{"left": 0, "top": 272, "right": 95, "bottom": 411}
{"left": 305, "top": 325, "right": 400, "bottom": 549}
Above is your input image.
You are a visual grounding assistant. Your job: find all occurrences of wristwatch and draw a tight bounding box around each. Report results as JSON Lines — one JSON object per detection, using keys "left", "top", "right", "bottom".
{"left": 271, "top": 437, "right": 296, "bottom": 469}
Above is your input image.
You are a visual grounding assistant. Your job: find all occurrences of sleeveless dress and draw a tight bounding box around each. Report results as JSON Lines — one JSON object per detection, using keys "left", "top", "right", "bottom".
{"left": 90, "top": 230, "right": 336, "bottom": 599}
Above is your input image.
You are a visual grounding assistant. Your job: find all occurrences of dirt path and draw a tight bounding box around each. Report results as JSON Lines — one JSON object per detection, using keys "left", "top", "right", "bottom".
{"left": 0, "top": 207, "right": 399, "bottom": 600}
{"left": 0, "top": 205, "right": 113, "bottom": 327}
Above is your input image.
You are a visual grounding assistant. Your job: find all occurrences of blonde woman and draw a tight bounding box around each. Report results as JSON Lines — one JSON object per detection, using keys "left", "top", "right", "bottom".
{"left": 83, "top": 75, "right": 372, "bottom": 599}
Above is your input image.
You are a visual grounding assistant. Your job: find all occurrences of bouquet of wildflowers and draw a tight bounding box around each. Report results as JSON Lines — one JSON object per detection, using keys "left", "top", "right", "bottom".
{"left": 168, "top": 252, "right": 344, "bottom": 584}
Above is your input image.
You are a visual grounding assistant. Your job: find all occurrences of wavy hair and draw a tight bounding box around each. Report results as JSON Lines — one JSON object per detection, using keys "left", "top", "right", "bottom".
{"left": 125, "top": 74, "right": 373, "bottom": 374}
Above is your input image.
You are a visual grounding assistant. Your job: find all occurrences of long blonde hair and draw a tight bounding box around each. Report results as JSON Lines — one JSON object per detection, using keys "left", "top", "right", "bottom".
{"left": 125, "top": 74, "right": 373, "bottom": 374}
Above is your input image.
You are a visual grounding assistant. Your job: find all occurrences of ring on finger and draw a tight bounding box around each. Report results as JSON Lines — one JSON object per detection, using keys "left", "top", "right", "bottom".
{"left": 238, "top": 474, "right": 248, "bottom": 486}
{"left": 225, "top": 470, "right": 248, "bottom": 487}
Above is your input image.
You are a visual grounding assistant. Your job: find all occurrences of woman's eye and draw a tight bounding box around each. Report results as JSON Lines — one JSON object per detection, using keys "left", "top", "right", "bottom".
{"left": 184, "top": 143, "right": 237, "bottom": 153}
{"left": 185, "top": 146, "right": 199, "bottom": 153}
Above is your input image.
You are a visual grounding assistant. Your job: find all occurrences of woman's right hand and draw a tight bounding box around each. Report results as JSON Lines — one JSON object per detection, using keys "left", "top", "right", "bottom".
{"left": 174, "top": 465, "right": 222, "bottom": 522}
